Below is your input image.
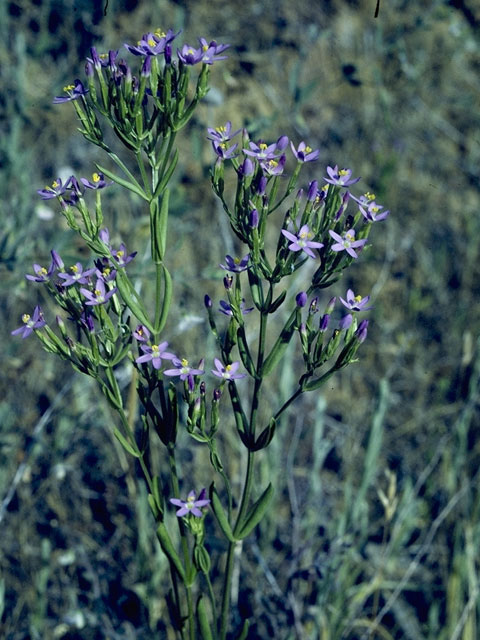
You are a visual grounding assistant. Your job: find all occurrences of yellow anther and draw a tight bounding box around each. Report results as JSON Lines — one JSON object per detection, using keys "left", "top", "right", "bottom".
{"left": 354, "top": 295, "right": 362, "bottom": 303}
{"left": 152, "top": 344, "right": 160, "bottom": 352}
{"left": 338, "top": 169, "right": 348, "bottom": 176}
{"left": 147, "top": 38, "right": 156, "bottom": 47}
{"left": 259, "top": 143, "right": 268, "bottom": 150}
{"left": 269, "top": 160, "right": 278, "bottom": 168}
{"left": 94, "top": 289, "right": 101, "bottom": 296}
{"left": 155, "top": 29, "right": 166, "bottom": 38}
{"left": 202, "top": 44, "right": 208, "bottom": 52}
{"left": 63, "top": 84, "right": 75, "bottom": 92}
{"left": 181, "top": 358, "right": 189, "bottom": 367}
{"left": 305, "top": 146, "right": 312, "bottom": 153}
{"left": 216, "top": 126, "right": 226, "bottom": 133}
{"left": 70, "top": 265, "right": 78, "bottom": 273}
{"left": 92, "top": 172, "right": 101, "bottom": 183}
{"left": 22, "top": 314, "right": 30, "bottom": 323}
{"left": 40, "top": 267, "right": 47, "bottom": 276}
{"left": 225, "top": 364, "right": 232, "bottom": 371}
{"left": 52, "top": 180, "right": 60, "bottom": 188}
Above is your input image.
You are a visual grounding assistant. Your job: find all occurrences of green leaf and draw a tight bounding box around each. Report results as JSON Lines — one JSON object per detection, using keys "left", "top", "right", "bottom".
{"left": 113, "top": 427, "right": 140, "bottom": 457}
{"left": 156, "top": 523, "right": 185, "bottom": 581}
{"left": 234, "top": 483, "right": 274, "bottom": 539}
{"left": 115, "top": 269, "right": 154, "bottom": 333}
{"left": 235, "top": 620, "right": 250, "bottom": 640}
{"left": 252, "top": 418, "right": 276, "bottom": 451}
{"left": 261, "top": 312, "right": 296, "bottom": 377}
{"left": 197, "top": 596, "right": 214, "bottom": 640}
{"left": 210, "top": 483, "right": 235, "bottom": 542}
{"left": 96, "top": 163, "right": 149, "bottom": 201}
{"left": 153, "top": 149, "right": 179, "bottom": 199}
{"left": 268, "top": 289, "right": 286, "bottom": 313}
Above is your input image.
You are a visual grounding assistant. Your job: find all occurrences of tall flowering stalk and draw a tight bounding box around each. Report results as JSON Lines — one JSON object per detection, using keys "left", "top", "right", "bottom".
{"left": 12, "top": 29, "right": 390, "bottom": 640}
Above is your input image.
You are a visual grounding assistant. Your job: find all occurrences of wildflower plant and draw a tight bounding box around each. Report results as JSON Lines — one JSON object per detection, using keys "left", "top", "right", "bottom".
{"left": 12, "top": 28, "right": 390, "bottom": 640}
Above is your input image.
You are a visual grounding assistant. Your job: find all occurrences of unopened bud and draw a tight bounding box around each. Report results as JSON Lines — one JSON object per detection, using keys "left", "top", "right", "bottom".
{"left": 296, "top": 291, "right": 308, "bottom": 308}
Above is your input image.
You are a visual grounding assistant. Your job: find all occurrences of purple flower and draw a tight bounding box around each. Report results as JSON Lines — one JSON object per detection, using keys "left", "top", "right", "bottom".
{"left": 355, "top": 319, "right": 369, "bottom": 343}
{"left": 80, "top": 172, "right": 113, "bottom": 190}
{"left": 219, "top": 300, "right": 254, "bottom": 316}
{"left": 338, "top": 314, "right": 353, "bottom": 330}
{"left": 53, "top": 79, "right": 88, "bottom": 104}
{"left": 324, "top": 165, "right": 361, "bottom": 187}
{"left": 198, "top": 38, "right": 229, "bottom": 64}
{"left": 80, "top": 278, "right": 117, "bottom": 305}
{"left": 359, "top": 202, "right": 390, "bottom": 222}
{"left": 94, "top": 257, "right": 117, "bottom": 282}
{"left": 177, "top": 44, "right": 203, "bottom": 65}
{"left": 351, "top": 191, "right": 376, "bottom": 207}
{"left": 136, "top": 341, "right": 176, "bottom": 370}
{"left": 339, "top": 289, "right": 372, "bottom": 312}
{"left": 281, "top": 225, "right": 324, "bottom": 259}
{"left": 212, "top": 141, "right": 239, "bottom": 160}
{"left": 125, "top": 29, "right": 180, "bottom": 57}
{"left": 328, "top": 229, "right": 366, "bottom": 259}
{"left": 26, "top": 250, "right": 63, "bottom": 283}
{"left": 164, "top": 357, "right": 205, "bottom": 381}
{"left": 211, "top": 358, "right": 246, "bottom": 381}
{"left": 87, "top": 47, "right": 109, "bottom": 69}
{"left": 238, "top": 158, "right": 255, "bottom": 178}
{"left": 37, "top": 178, "right": 67, "bottom": 200}
{"left": 260, "top": 155, "right": 286, "bottom": 177}
{"left": 58, "top": 263, "right": 95, "bottom": 286}
{"left": 12, "top": 306, "right": 46, "bottom": 338}
{"left": 220, "top": 254, "right": 250, "bottom": 273}
{"left": 296, "top": 292, "right": 308, "bottom": 307}
{"left": 244, "top": 140, "right": 281, "bottom": 161}
{"left": 290, "top": 141, "right": 320, "bottom": 163}
{"left": 207, "top": 121, "right": 241, "bottom": 144}
{"left": 111, "top": 243, "right": 137, "bottom": 267}
{"left": 133, "top": 324, "right": 151, "bottom": 342}
{"left": 170, "top": 489, "right": 210, "bottom": 517}
{"left": 65, "top": 175, "right": 83, "bottom": 198}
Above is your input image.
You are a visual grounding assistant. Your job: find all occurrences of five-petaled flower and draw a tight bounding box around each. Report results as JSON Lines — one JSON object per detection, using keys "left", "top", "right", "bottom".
{"left": 37, "top": 178, "right": 67, "bottom": 200}
{"left": 170, "top": 489, "right": 210, "bottom": 517}
{"left": 219, "top": 300, "right": 254, "bottom": 316}
{"left": 359, "top": 202, "right": 390, "bottom": 222}
{"left": 244, "top": 140, "right": 282, "bottom": 162}
{"left": 220, "top": 254, "right": 250, "bottom": 273}
{"left": 324, "top": 165, "right": 361, "bottom": 187}
{"left": 329, "top": 228, "right": 366, "bottom": 258}
{"left": 164, "top": 358, "right": 205, "bottom": 381}
{"left": 136, "top": 341, "right": 176, "bottom": 370}
{"left": 124, "top": 29, "right": 180, "bottom": 57}
{"left": 177, "top": 44, "right": 204, "bottom": 65}
{"left": 53, "top": 79, "right": 88, "bottom": 104}
{"left": 198, "top": 38, "right": 229, "bottom": 64}
{"left": 282, "top": 225, "right": 324, "bottom": 259}
{"left": 340, "top": 289, "right": 372, "bottom": 312}
{"left": 80, "top": 279, "right": 117, "bottom": 305}
{"left": 80, "top": 172, "right": 113, "bottom": 190}
{"left": 211, "top": 358, "right": 246, "bottom": 380}
{"left": 290, "top": 141, "right": 320, "bottom": 163}
{"left": 58, "top": 263, "right": 96, "bottom": 286}
{"left": 12, "top": 306, "right": 46, "bottom": 338}
{"left": 26, "top": 250, "right": 63, "bottom": 283}
{"left": 207, "top": 121, "right": 241, "bottom": 144}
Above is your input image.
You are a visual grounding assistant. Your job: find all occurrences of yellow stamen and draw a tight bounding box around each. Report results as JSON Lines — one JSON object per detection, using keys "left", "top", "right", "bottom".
{"left": 338, "top": 169, "right": 348, "bottom": 176}
{"left": 63, "top": 84, "right": 75, "bottom": 92}
{"left": 354, "top": 295, "right": 362, "bottom": 303}
{"left": 22, "top": 314, "right": 30, "bottom": 323}
{"left": 259, "top": 143, "right": 268, "bottom": 150}
{"left": 70, "top": 265, "right": 78, "bottom": 273}
{"left": 52, "top": 180, "right": 60, "bottom": 188}
{"left": 92, "top": 172, "right": 101, "bottom": 183}
{"left": 181, "top": 358, "right": 189, "bottom": 367}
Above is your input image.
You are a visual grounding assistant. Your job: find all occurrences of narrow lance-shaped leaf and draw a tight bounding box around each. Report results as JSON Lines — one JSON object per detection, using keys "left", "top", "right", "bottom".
{"left": 261, "top": 310, "right": 297, "bottom": 377}
{"left": 113, "top": 427, "right": 140, "bottom": 458}
{"left": 96, "top": 163, "right": 149, "bottom": 201}
{"left": 209, "top": 483, "right": 235, "bottom": 542}
{"left": 156, "top": 523, "right": 185, "bottom": 581}
{"left": 234, "top": 483, "right": 274, "bottom": 539}
{"left": 197, "top": 596, "right": 214, "bottom": 640}
{"left": 115, "top": 269, "right": 154, "bottom": 333}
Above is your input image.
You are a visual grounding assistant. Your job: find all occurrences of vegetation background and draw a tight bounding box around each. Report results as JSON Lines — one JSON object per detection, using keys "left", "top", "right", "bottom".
{"left": 1, "top": 0, "right": 480, "bottom": 638}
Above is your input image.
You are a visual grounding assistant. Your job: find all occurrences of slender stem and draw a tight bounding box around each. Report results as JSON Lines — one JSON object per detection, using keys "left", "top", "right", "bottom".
{"left": 273, "top": 386, "right": 303, "bottom": 421}
{"left": 204, "top": 572, "right": 218, "bottom": 639}
{"left": 167, "top": 444, "right": 195, "bottom": 640}
{"left": 219, "top": 542, "right": 236, "bottom": 640}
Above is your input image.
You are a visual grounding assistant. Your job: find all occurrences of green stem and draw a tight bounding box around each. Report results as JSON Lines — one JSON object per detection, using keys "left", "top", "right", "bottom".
{"left": 219, "top": 541, "right": 236, "bottom": 640}
{"left": 167, "top": 444, "right": 195, "bottom": 640}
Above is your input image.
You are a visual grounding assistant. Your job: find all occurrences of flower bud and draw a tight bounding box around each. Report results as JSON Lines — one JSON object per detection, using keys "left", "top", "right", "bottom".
{"left": 239, "top": 158, "right": 254, "bottom": 177}
{"left": 309, "top": 297, "right": 318, "bottom": 314}
{"left": 223, "top": 275, "right": 233, "bottom": 290}
{"left": 339, "top": 314, "right": 353, "bottom": 330}
{"left": 213, "top": 388, "right": 222, "bottom": 402}
{"left": 307, "top": 180, "right": 318, "bottom": 202}
{"left": 85, "top": 61, "right": 94, "bottom": 78}
{"left": 249, "top": 208, "right": 259, "bottom": 228}
{"left": 257, "top": 176, "right": 267, "bottom": 196}
{"left": 204, "top": 294, "right": 212, "bottom": 308}
{"left": 296, "top": 291, "right": 308, "bottom": 308}
{"left": 141, "top": 55, "right": 152, "bottom": 77}
{"left": 355, "top": 319, "right": 369, "bottom": 343}
{"left": 319, "top": 313, "right": 330, "bottom": 332}
{"left": 276, "top": 135, "right": 289, "bottom": 151}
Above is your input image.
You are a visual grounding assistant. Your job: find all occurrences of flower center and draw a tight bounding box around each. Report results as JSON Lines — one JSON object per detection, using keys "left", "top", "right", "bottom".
{"left": 304, "top": 145, "right": 312, "bottom": 153}
{"left": 70, "top": 265, "right": 78, "bottom": 273}
{"left": 147, "top": 38, "right": 156, "bottom": 47}
{"left": 92, "top": 173, "right": 101, "bottom": 183}
{"left": 63, "top": 84, "right": 75, "bottom": 92}
{"left": 338, "top": 169, "right": 348, "bottom": 176}
{"left": 40, "top": 267, "right": 47, "bottom": 276}
{"left": 152, "top": 344, "right": 160, "bottom": 353}
{"left": 22, "top": 314, "right": 30, "bottom": 324}
{"left": 354, "top": 295, "right": 362, "bottom": 303}
{"left": 259, "top": 143, "right": 267, "bottom": 150}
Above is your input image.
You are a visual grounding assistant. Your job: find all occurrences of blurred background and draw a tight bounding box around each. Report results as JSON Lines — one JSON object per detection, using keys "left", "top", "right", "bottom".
{"left": 2, "top": 0, "right": 480, "bottom": 638}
